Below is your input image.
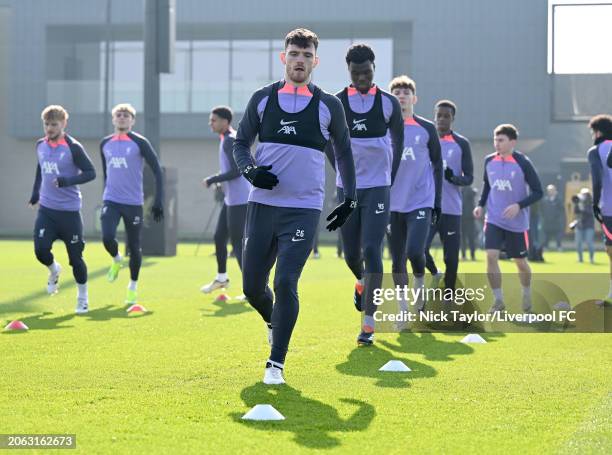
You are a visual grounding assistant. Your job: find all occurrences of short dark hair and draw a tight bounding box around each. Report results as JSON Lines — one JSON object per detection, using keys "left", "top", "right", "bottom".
{"left": 389, "top": 75, "right": 416, "bottom": 94}
{"left": 211, "top": 105, "right": 233, "bottom": 123}
{"left": 494, "top": 123, "right": 519, "bottom": 141}
{"left": 345, "top": 43, "right": 375, "bottom": 66}
{"left": 435, "top": 99, "right": 457, "bottom": 116}
{"left": 285, "top": 28, "right": 319, "bottom": 51}
{"left": 589, "top": 114, "right": 612, "bottom": 138}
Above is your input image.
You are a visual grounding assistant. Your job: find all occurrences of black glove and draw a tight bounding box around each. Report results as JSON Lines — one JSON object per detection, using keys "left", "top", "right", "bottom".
{"left": 326, "top": 197, "right": 357, "bottom": 231}
{"left": 152, "top": 203, "right": 164, "bottom": 223}
{"left": 444, "top": 167, "right": 455, "bottom": 183}
{"left": 594, "top": 205, "right": 603, "bottom": 223}
{"left": 432, "top": 207, "right": 441, "bottom": 226}
{"left": 213, "top": 184, "right": 225, "bottom": 203}
{"left": 243, "top": 164, "right": 278, "bottom": 190}
{"left": 55, "top": 177, "right": 69, "bottom": 187}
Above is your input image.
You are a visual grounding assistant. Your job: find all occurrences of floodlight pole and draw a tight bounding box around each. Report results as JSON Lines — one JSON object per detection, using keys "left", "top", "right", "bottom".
{"left": 143, "top": 0, "right": 161, "bottom": 156}
{"left": 103, "top": 0, "right": 112, "bottom": 135}
{"left": 142, "top": 0, "right": 177, "bottom": 256}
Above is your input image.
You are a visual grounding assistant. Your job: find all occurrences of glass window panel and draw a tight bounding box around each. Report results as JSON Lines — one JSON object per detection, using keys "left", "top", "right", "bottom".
{"left": 192, "top": 40, "right": 230, "bottom": 112}
{"left": 161, "top": 41, "right": 190, "bottom": 112}
{"left": 230, "top": 40, "right": 270, "bottom": 111}
{"left": 549, "top": 3, "right": 612, "bottom": 74}
{"left": 311, "top": 39, "right": 351, "bottom": 94}
{"left": 111, "top": 41, "right": 143, "bottom": 111}
{"left": 271, "top": 40, "right": 285, "bottom": 82}
{"left": 46, "top": 41, "right": 102, "bottom": 113}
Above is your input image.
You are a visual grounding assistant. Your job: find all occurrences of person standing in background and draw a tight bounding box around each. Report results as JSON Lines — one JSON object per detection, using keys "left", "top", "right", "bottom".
{"left": 461, "top": 186, "right": 478, "bottom": 261}
{"left": 572, "top": 188, "right": 595, "bottom": 264}
{"left": 541, "top": 184, "right": 565, "bottom": 252}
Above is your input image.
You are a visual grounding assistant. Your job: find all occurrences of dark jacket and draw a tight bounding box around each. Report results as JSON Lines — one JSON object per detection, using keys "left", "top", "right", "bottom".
{"left": 541, "top": 195, "right": 565, "bottom": 231}
{"left": 574, "top": 194, "right": 595, "bottom": 230}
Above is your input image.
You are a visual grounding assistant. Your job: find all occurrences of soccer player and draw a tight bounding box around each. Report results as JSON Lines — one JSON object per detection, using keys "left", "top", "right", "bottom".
{"left": 388, "top": 76, "right": 442, "bottom": 313}
{"left": 29, "top": 105, "right": 96, "bottom": 314}
{"left": 200, "top": 106, "right": 250, "bottom": 294}
{"left": 233, "top": 28, "right": 357, "bottom": 385}
{"left": 587, "top": 114, "right": 612, "bottom": 303}
{"left": 424, "top": 100, "right": 473, "bottom": 298}
{"left": 473, "top": 124, "right": 543, "bottom": 313}
{"left": 100, "top": 103, "right": 164, "bottom": 305}
{"left": 325, "top": 43, "right": 403, "bottom": 345}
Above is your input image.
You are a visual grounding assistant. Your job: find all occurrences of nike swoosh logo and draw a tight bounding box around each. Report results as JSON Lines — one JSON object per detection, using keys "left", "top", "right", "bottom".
{"left": 70, "top": 239, "right": 79, "bottom": 244}
{"left": 447, "top": 231, "right": 456, "bottom": 235}
{"left": 291, "top": 237, "right": 305, "bottom": 242}
{"left": 416, "top": 216, "right": 425, "bottom": 220}
{"left": 353, "top": 119, "right": 367, "bottom": 124}
{"left": 280, "top": 119, "right": 298, "bottom": 126}
{"left": 375, "top": 209, "right": 385, "bottom": 214}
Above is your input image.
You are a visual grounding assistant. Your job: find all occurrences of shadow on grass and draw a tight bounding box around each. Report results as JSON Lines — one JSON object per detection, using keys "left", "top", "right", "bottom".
{"left": 1, "top": 304, "right": 152, "bottom": 333}
{"left": 335, "top": 344, "right": 437, "bottom": 388}
{"left": 2, "top": 311, "right": 76, "bottom": 333}
{"left": 201, "top": 299, "right": 253, "bottom": 318}
{"left": 84, "top": 305, "right": 153, "bottom": 321}
{"left": 231, "top": 383, "right": 375, "bottom": 449}
{"left": 379, "top": 332, "right": 475, "bottom": 362}
{"left": 0, "top": 260, "right": 156, "bottom": 317}
{"left": 336, "top": 329, "right": 508, "bottom": 388}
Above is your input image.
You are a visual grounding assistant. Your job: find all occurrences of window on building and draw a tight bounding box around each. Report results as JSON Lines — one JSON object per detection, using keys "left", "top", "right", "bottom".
{"left": 49, "top": 37, "right": 393, "bottom": 114}
{"left": 161, "top": 41, "right": 190, "bottom": 113}
{"left": 230, "top": 40, "right": 271, "bottom": 109}
{"left": 548, "top": 1, "right": 612, "bottom": 120}
{"left": 191, "top": 40, "right": 230, "bottom": 112}
{"left": 548, "top": 0, "right": 612, "bottom": 74}
{"left": 109, "top": 41, "right": 144, "bottom": 111}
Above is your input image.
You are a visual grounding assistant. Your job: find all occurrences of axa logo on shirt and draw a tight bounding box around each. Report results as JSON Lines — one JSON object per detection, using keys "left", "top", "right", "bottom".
{"left": 352, "top": 119, "right": 367, "bottom": 131}
{"left": 109, "top": 157, "right": 128, "bottom": 169}
{"left": 401, "top": 147, "right": 416, "bottom": 161}
{"left": 492, "top": 179, "right": 513, "bottom": 191}
{"left": 277, "top": 119, "right": 298, "bottom": 135}
{"left": 41, "top": 161, "right": 59, "bottom": 175}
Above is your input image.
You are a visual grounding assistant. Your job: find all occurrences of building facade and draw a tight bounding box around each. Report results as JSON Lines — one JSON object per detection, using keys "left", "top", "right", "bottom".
{"left": 0, "top": 0, "right": 610, "bottom": 238}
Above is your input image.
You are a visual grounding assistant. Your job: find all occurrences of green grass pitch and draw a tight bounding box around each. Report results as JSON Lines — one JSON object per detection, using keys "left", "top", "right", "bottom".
{"left": 1, "top": 239, "right": 611, "bottom": 453}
